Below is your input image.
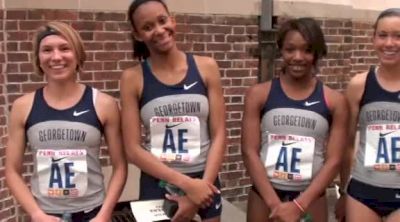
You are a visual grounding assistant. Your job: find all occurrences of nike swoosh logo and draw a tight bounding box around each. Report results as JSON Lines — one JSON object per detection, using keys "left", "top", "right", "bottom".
{"left": 52, "top": 157, "right": 67, "bottom": 162}
{"left": 215, "top": 202, "right": 222, "bottom": 210}
{"left": 304, "top": 101, "right": 320, "bottom": 106}
{"left": 73, "top": 109, "right": 90, "bottom": 117}
{"left": 282, "top": 141, "right": 297, "bottom": 146}
{"left": 379, "top": 131, "right": 396, "bottom": 137}
{"left": 165, "top": 123, "right": 183, "bottom": 129}
{"left": 183, "top": 81, "right": 198, "bottom": 90}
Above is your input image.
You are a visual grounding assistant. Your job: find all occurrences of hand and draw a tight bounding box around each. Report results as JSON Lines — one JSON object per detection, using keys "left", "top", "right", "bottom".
{"left": 269, "top": 201, "right": 303, "bottom": 222}
{"left": 335, "top": 195, "right": 346, "bottom": 222}
{"left": 31, "top": 211, "right": 62, "bottom": 222}
{"left": 166, "top": 194, "right": 199, "bottom": 222}
{"left": 182, "top": 178, "right": 219, "bottom": 208}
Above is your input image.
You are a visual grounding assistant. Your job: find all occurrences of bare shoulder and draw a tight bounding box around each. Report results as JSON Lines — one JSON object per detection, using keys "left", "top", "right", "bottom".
{"left": 96, "top": 91, "right": 118, "bottom": 108}
{"left": 192, "top": 55, "right": 219, "bottom": 78}
{"left": 120, "top": 64, "right": 144, "bottom": 96}
{"left": 10, "top": 92, "right": 36, "bottom": 124}
{"left": 322, "top": 85, "right": 346, "bottom": 110}
{"left": 345, "top": 71, "right": 368, "bottom": 106}
{"left": 192, "top": 55, "right": 218, "bottom": 68}
{"left": 247, "top": 81, "right": 270, "bottom": 95}
{"left": 11, "top": 92, "right": 35, "bottom": 112}
{"left": 245, "top": 81, "right": 272, "bottom": 106}
{"left": 121, "top": 65, "right": 143, "bottom": 82}
{"left": 347, "top": 71, "right": 368, "bottom": 91}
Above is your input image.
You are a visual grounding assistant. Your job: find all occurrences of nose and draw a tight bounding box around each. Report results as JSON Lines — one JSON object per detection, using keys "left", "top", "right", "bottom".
{"left": 154, "top": 24, "right": 165, "bottom": 35}
{"left": 51, "top": 49, "right": 62, "bottom": 60}
{"left": 293, "top": 50, "right": 305, "bottom": 61}
{"left": 384, "top": 36, "right": 395, "bottom": 46}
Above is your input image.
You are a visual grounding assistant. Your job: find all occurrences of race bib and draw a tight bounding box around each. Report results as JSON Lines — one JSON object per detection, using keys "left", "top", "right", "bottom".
{"left": 150, "top": 116, "right": 201, "bottom": 163}
{"left": 364, "top": 124, "right": 400, "bottom": 171}
{"left": 36, "top": 149, "right": 88, "bottom": 198}
{"left": 265, "top": 134, "right": 315, "bottom": 181}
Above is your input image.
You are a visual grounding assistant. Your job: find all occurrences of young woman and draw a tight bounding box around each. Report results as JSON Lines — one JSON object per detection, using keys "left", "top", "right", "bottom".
{"left": 5, "top": 22, "right": 127, "bottom": 222}
{"left": 338, "top": 8, "right": 400, "bottom": 222}
{"left": 242, "top": 17, "right": 348, "bottom": 222}
{"left": 120, "top": 0, "right": 226, "bottom": 221}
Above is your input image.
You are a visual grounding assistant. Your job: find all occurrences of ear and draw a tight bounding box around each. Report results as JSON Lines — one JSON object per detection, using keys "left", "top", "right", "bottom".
{"left": 132, "top": 30, "right": 143, "bottom": 42}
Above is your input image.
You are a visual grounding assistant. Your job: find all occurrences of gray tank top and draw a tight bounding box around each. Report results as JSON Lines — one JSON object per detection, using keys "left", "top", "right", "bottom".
{"left": 139, "top": 54, "right": 210, "bottom": 173}
{"left": 25, "top": 86, "right": 105, "bottom": 213}
{"left": 260, "top": 79, "right": 332, "bottom": 191}
{"left": 352, "top": 66, "right": 400, "bottom": 188}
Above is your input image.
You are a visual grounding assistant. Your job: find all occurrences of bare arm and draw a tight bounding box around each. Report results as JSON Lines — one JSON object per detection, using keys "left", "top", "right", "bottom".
{"left": 5, "top": 94, "right": 59, "bottom": 221}
{"left": 120, "top": 67, "right": 216, "bottom": 206}
{"left": 93, "top": 93, "right": 127, "bottom": 221}
{"left": 196, "top": 56, "right": 226, "bottom": 184}
{"left": 340, "top": 73, "right": 366, "bottom": 191}
{"left": 241, "top": 83, "right": 281, "bottom": 208}
{"left": 296, "top": 87, "right": 349, "bottom": 209}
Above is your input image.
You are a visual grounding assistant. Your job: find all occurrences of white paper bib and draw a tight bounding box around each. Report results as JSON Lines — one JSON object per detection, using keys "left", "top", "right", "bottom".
{"left": 36, "top": 149, "right": 88, "bottom": 198}
{"left": 364, "top": 124, "right": 400, "bottom": 171}
{"left": 150, "top": 116, "right": 201, "bottom": 163}
{"left": 265, "top": 134, "right": 315, "bottom": 181}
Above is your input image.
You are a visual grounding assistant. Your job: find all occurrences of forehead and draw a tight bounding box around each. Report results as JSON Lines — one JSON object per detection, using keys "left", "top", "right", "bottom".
{"left": 376, "top": 16, "right": 400, "bottom": 32}
{"left": 133, "top": 1, "right": 168, "bottom": 22}
{"left": 39, "top": 34, "right": 69, "bottom": 47}
{"left": 283, "top": 30, "right": 308, "bottom": 46}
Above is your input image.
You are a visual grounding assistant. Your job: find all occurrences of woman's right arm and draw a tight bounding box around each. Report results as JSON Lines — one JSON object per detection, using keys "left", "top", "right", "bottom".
{"left": 5, "top": 94, "right": 59, "bottom": 222}
{"left": 120, "top": 67, "right": 216, "bottom": 206}
{"left": 335, "top": 72, "right": 366, "bottom": 221}
{"left": 241, "top": 83, "right": 281, "bottom": 209}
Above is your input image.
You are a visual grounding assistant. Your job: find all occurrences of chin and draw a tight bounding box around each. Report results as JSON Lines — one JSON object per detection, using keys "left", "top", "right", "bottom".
{"left": 380, "top": 59, "right": 400, "bottom": 67}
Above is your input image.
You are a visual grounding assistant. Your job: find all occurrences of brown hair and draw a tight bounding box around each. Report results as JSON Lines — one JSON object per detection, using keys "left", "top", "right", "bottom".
{"left": 32, "top": 21, "right": 86, "bottom": 76}
{"left": 373, "top": 8, "right": 400, "bottom": 35}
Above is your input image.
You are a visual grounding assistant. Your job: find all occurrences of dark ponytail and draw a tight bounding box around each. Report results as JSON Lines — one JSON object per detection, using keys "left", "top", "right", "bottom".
{"left": 127, "top": 0, "right": 169, "bottom": 61}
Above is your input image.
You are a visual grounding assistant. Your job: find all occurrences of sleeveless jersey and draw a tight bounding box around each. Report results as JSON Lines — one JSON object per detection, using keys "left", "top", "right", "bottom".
{"left": 352, "top": 66, "right": 400, "bottom": 188}
{"left": 260, "top": 78, "right": 332, "bottom": 191}
{"left": 139, "top": 54, "right": 210, "bottom": 173}
{"left": 26, "top": 86, "right": 105, "bottom": 213}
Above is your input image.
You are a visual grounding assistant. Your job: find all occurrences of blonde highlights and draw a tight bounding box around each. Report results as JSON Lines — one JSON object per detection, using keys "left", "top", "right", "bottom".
{"left": 32, "top": 21, "right": 86, "bottom": 76}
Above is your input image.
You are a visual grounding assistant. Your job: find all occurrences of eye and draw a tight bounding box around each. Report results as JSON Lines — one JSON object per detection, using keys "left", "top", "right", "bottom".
{"left": 376, "top": 32, "right": 388, "bottom": 39}
{"left": 283, "top": 47, "right": 295, "bottom": 53}
{"left": 305, "top": 47, "right": 313, "bottom": 54}
{"left": 60, "top": 45, "right": 71, "bottom": 52}
{"left": 142, "top": 24, "right": 153, "bottom": 32}
{"left": 40, "top": 47, "right": 52, "bottom": 53}
{"left": 158, "top": 16, "right": 168, "bottom": 25}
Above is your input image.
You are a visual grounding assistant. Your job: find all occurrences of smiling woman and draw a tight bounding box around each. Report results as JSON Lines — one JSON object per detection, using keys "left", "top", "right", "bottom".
{"left": 5, "top": 21, "right": 127, "bottom": 222}
{"left": 339, "top": 8, "right": 400, "bottom": 222}
{"left": 241, "top": 17, "right": 348, "bottom": 222}
{"left": 120, "top": 1, "right": 226, "bottom": 222}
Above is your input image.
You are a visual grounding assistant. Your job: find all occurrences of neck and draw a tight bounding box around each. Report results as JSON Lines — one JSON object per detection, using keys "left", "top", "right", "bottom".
{"left": 281, "top": 73, "right": 316, "bottom": 89}
{"left": 44, "top": 80, "right": 81, "bottom": 100}
{"left": 378, "top": 64, "right": 400, "bottom": 81}
{"left": 148, "top": 47, "right": 185, "bottom": 70}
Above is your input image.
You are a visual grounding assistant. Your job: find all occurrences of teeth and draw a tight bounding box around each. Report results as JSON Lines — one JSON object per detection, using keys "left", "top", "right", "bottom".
{"left": 291, "top": 65, "right": 305, "bottom": 71}
{"left": 383, "top": 51, "right": 396, "bottom": 55}
{"left": 50, "top": 65, "right": 65, "bottom": 69}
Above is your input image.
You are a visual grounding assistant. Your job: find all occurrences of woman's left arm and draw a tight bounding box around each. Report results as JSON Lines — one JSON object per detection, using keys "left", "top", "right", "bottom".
{"left": 92, "top": 92, "right": 127, "bottom": 222}
{"left": 197, "top": 56, "right": 227, "bottom": 184}
{"left": 296, "top": 87, "right": 349, "bottom": 210}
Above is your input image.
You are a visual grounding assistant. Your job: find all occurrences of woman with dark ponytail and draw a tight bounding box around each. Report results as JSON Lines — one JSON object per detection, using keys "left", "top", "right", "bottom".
{"left": 121, "top": 1, "right": 226, "bottom": 221}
